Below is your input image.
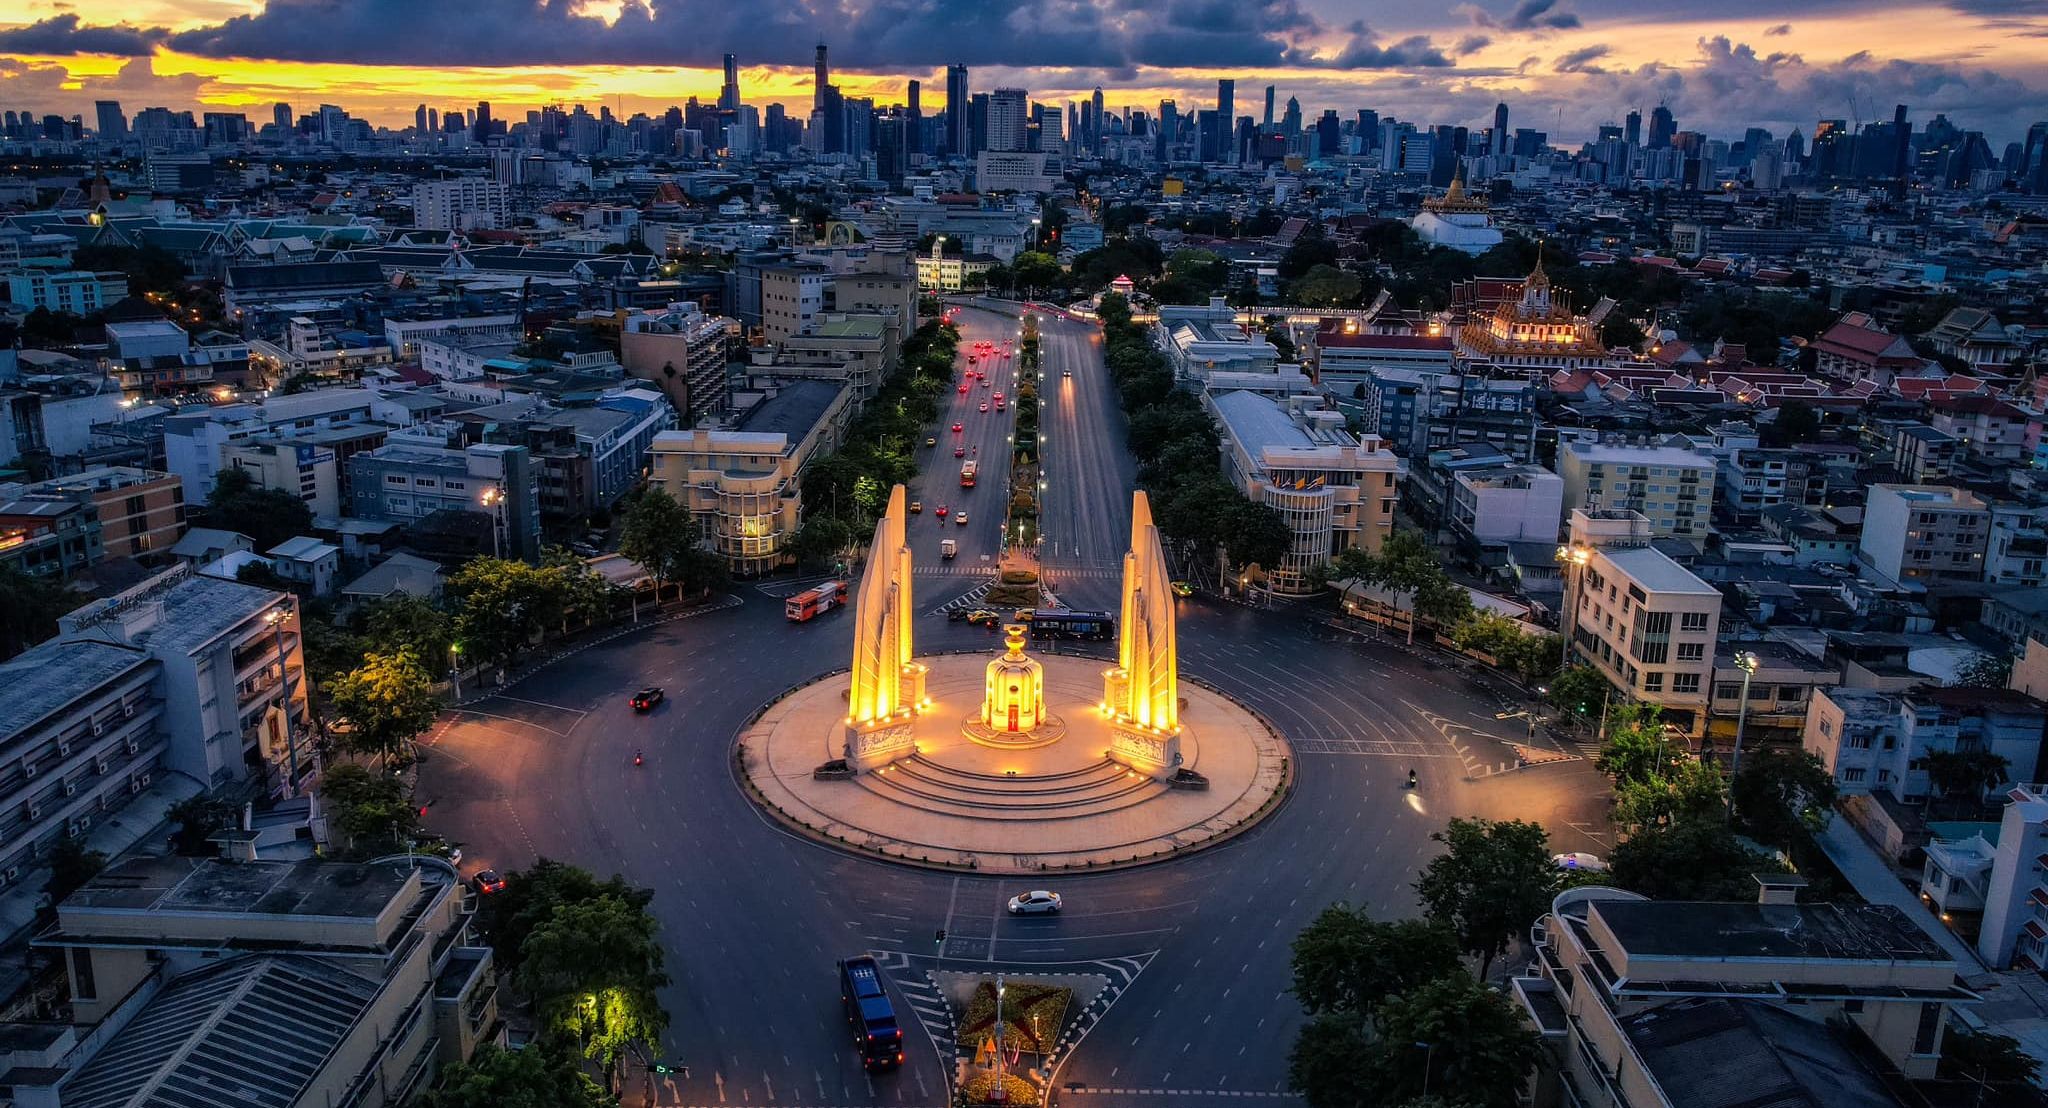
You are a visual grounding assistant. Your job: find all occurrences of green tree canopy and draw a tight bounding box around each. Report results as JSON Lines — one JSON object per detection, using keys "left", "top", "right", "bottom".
{"left": 1369, "top": 974, "right": 1544, "bottom": 1108}
{"left": 1413, "top": 818, "right": 1556, "bottom": 979}
{"left": 516, "top": 894, "right": 671, "bottom": 1085}
{"left": 1290, "top": 906, "right": 1463, "bottom": 1018}
{"left": 477, "top": 857, "right": 656, "bottom": 972}
{"left": 417, "top": 1042, "right": 613, "bottom": 1108}
{"left": 44, "top": 833, "right": 106, "bottom": 910}
{"left": 0, "top": 564, "right": 79, "bottom": 661}
{"left": 1290, "top": 264, "right": 1363, "bottom": 307}
{"left": 1593, "top": 702, "right": 1682, "bottom": 787}
{"left": 319, "top": 763, "right": 420, "bottom": 855}
{"left": 1730, "top": 747, "right": 1837, "bottom": 850}
{"left": 204, "top": 467, "right": 314, "bottom": 552}
{"left": 1609, "top": 819, "right": 1786, "bottom": 900}
{"left": 324, "top": 649, "right": 441, "bottom": 766}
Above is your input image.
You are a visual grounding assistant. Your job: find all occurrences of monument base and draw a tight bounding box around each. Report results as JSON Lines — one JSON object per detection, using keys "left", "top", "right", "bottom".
{"left": 962, "top": 713, "right": 1068, "bottom": 750}
{"left": 845, "top": 710, "right": 918, "bottom": 772}
{"left": 1108, "top": 719, "right": 1183, "bottom": 781}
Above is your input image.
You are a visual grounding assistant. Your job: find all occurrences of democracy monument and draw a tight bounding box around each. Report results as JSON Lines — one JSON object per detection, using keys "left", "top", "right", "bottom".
{"left": 738, "top": 485, "right": 1290, "bottom": 874}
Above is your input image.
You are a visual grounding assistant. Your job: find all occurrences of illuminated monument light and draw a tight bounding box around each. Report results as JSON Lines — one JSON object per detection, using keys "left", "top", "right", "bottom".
{"left": 843, "top": 483, "right": 929, "bottom": 770}
{"left": 1101, "top": 490, "right": 1183, "bottom": 777}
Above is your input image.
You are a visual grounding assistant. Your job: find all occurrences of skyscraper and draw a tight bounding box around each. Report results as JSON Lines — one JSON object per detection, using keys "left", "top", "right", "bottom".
{"left": 1648, "top": 104, "right": 1675, "bottom": 149}
{"left": 94, "top": 101, "right": 125, "bottom": 142}
{"left": 814, "top": 44, "right": 829, "bottom": 111}
{"left": 473, "top": 101, "right": 492, "bottom": 141}
{"left": 427, "top": 107, "right": 439, "bottom": 134}
{"left": 988, "top": 88, "right": 1029, "bottom": 153}
{"left": 906, "top": 80, "right": 922, "bottom": 155}
{"left": 273, "top": 102, "right": 293, "bottom": 134}
{"left": 414, "top": 104, "right": 428, "bottom": 134}
{"left": 1493, "top": 101, "right": 1509, "bottom": 156}
{"left": 1157, "top": 99, "right": 1177, "bottom": 162}
{"left": 1263, "top": 85, "right": 1276, "bottom": 129}
{"left": 945, "top": 64, "right": 969, "bottom": 156}
{"left": 1091, "top": 87, "right": 1105, "bottom": 154}
{"left": 720, "top": 54, "right": 741, "bottom": 111}
{"left": 1624, "top": 109, "right": 1642, "bottom": 147}
{"left": 1216, "top": 80, "right": 1235, "bottom": 162}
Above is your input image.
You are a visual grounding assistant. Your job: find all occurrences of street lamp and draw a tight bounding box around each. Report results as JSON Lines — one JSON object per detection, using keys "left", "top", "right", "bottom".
{"left": 265, "top": 606, "right": 301, "bottom": 793}
{"left": 1555, "top": 543, "right": 1592, "bottom": 668}
{"left": 480, "top": 486, "right": 504, "bottom": 560}
{"left": 449, "top": 642, "right": 463, "bottom": 701}
{"left": 992, "top": 974, "right": 1008, "bottom": 1103}
{"left": 1729, "top": 650, "right": 1761, "bottom": 817}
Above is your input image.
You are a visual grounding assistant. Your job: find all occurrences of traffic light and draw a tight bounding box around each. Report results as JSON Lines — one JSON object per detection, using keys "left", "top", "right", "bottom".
{"left": 934, "top": 928, "right": 947, "bottom": 946}
{"left": 653, "top": 1064, "right": 672, "bottom": 1075}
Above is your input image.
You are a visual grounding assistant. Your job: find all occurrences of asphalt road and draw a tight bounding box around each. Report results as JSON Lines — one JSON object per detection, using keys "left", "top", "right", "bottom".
{"left": 417, "top": 305, "right": 1612, "bottom": 1108}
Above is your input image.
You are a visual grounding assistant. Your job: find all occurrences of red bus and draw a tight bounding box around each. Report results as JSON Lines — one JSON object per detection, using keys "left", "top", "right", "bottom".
{"left": 786, "top": 580, "right": 850, "bottom": 622}
{"left": 960, "top": 460, "right": 979, "bottom": 487}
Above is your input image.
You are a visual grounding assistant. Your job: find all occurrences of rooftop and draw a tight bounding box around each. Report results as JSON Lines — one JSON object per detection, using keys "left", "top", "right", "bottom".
{"left": 1565, "top": 442, "right": 1715, "bottom": 467}
{"left": 61, "top": 856, "right": 412, "bottom": 920}
{"left": 733, "top": 379, "right": 845, "bottom": 445}
{"left": 1600, "top": 545, "right": 1720, "bottom": 597}
{"left": 1620, "top": 997, "right": 1900, "bottom": 1108}
{"left": 1594, "top": 899, "right": 1951, "bottom": 964}
{"left": 0, "top": 639, "right": 153, "bottom": 741}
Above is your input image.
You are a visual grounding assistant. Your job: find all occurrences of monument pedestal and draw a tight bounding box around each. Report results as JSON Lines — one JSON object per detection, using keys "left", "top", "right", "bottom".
{"left": 845, "top": 709, "right": 918, "bottom": 772}
{"left": 1107, "top": 718, "right": 1183, "bottom": 780}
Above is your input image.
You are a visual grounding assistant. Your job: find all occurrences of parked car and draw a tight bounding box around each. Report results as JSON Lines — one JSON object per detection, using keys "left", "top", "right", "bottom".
{"left": 1007, "top": 890, "right": 1062, "bottom": 915}
{"left": 1552, "top": 852, "right": 1608, "bottom": 873}
{"left": 474, "top": 869, "right": 508, "bottom": 895}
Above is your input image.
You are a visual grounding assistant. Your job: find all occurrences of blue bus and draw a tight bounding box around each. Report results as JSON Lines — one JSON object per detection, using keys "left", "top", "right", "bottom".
{"left": 1026, "top": 609, "right": 1115, "bottom": 641}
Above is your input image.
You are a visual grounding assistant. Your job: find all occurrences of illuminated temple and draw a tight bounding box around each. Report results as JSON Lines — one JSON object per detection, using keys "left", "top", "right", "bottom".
{"left": 1454, "top": 254, "right": 1613, "bottom": 373}
{"left": 1409, "top": 172, "right": 1504, "bottom": 255}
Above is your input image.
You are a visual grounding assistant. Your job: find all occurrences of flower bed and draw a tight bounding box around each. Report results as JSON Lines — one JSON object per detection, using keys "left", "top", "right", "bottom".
{"left": 959, "top": 980, "right": 1071, "bottom": 1053}
{"left": 961, "top": 1071, "right": 1039, "bottom": 1106}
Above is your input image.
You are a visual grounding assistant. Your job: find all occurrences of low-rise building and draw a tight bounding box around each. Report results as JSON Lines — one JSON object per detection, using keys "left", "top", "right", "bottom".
{"left": 222, "top": 439, "right": 342, "bottom": 519}
{"left": 1208, "top": 390, "right": 1399, "bottom": 595}
{"left": 0, "top": 497, "right": 103, "bottom": 577}
{"left": 268, "top": 535, "right": 341, "bottom": 596}
{"left": 1513, "top": 884, "right": 1976, "bottom": 1108}
{"left": 346, "top": 442, "right": 541, "bottom": 562}
{"left": 1568, "top": 542, "right": 1722, "bottom": 735}
{"left": 1974, "top": 784, "right": 2048, "bottom": 968}
{"left": 647, "top": 379, "right": 853, "bottom": 575}
{"left": 1447, "top": 462, "right": 1563, "bottom": 545}
{"left": 2, "top": 268, "right": 127, "bottom": 314}
{"left": 24, "top": 853, "right": 498, "bottom": 1107}
{"left": 781, "top": 314, "right": 901, "bottom": 402}
{"left": 12, "top": 467, "right": 184, "bottom": 561}
{"left": 1857, "top": 484, "right": 1989, "bottom": 587}
{"left": 1157, "top": 298, "right": 1281, "bottom": 383}
{"left": 1803, "top": 685, "right": 2048, "bottom": 802}
{"left": 619, "top": 301, "right": 739, "bottom": 426}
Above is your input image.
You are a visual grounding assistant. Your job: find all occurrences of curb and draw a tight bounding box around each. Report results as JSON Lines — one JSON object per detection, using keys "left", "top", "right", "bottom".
{"left": 450, "top": 594, "right": 744, "bottom": 709}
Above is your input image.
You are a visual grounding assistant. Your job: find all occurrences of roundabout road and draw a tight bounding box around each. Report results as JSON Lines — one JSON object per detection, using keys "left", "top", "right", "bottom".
{"left": 416, "top": 307, "right": 1613, "bottom": 1108}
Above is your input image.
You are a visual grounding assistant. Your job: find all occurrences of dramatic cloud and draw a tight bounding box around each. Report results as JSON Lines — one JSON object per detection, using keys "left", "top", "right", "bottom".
{"left": 1553, "top": 44, "right": 1612, "bottom": 73}
{"left": 1454, "top": 34, "right": 1493, "bottom": 54}
{"left": 1460, "top": 0, "right": 1582, "bottom": 33}
{"left": 0, "top": 14, "right": 167, "bottom": 56}
{"left": 1290, "top": 21, "right": 1454, "bottom": 68}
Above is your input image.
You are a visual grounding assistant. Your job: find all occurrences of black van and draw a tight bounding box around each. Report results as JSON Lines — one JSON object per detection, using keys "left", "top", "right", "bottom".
{"left": 838, "top": 956, "right": 904, "bottom": 1070}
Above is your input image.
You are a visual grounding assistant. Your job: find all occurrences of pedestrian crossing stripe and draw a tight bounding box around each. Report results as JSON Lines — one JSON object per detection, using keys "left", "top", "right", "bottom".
{"left": 869, "top": 950, "right": 1156, "bottom": 1076}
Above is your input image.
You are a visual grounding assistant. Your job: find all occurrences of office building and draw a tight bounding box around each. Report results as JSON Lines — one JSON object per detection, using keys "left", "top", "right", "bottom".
{"left": 1208, "top": 391, "right": 1399, "bottom": 595}
{"left": 92, "top": 100, "right": 125, "bottom": 143}
{"left": 648, "top": 379, "right": 853, "bottom": 575}
{"left": 411, "top": 178, "right": 510, "bottom": 232}
{"left": 1156, "top": 297, "right": 1280, "bottom": 382}
{"left": 26, "top": 853, "right": 498, "bottom": 1107}
{"left": 945, "top": 65, "right": 970, "bottom": 156}
{"left": 759, "top": 260, "right": 834, "bottom": 344}
{"left": 1514, "top": 885, "right": 1974, "bottom": 1108}
{"left": 3, "top": 270, "right": 129, "bottom": 315}
{"left": 1568, "top": 542, "right": 1722, "bottom": 735}
{"left": 347, "top": 442, "right": 541, "bottom": 561}
{"left": 1448, "top": 463, "right": 1563, "bottom": 546}
{"left": 222, "top": 440, "right": 342, "bottom": 519}
{"left": 1857, "top": 484, "right": 1989, "bottom": 587}
{"left": 15, "top": 467, "right": 185, "bottom": 561}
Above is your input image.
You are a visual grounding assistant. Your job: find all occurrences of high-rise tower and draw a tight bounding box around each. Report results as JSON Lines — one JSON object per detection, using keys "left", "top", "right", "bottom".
{"left": 720, "top": 53, "right": 741, "bottom": 111}
{"left": 814, "top": 44, "right": 829, "bottom": 111}
{"left": 945, "top": 64, "right": 970, "bottom": 156}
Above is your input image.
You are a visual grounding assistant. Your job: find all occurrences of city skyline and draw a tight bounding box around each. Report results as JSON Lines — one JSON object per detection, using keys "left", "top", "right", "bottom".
{"left": 0, "top": 0, "right": 2045, "bottom": 145}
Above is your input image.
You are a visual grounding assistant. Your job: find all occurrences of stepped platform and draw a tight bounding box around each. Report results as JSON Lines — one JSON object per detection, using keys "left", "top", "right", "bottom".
{"left": 737, "top": 653, "right": 1291, "bottom": 874}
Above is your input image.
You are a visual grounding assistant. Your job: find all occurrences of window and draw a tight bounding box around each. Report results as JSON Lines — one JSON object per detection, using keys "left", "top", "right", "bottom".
{"left": 1680, "top": 612, "right": 1710, "bottom": 632}
{"left": 1642, "top": 672, "right": 1664, "bottom": 692}
{"left": 1842, "top": 767, "right": 1868, "bottom": 783}
{"left": 1914, "top": 1003, "right": 1943, "bottom": 1056}
{"left": 69, "top": 947, "right": 95, "bottom": 1001}
{"left": 1716, "top": 682, "right": 1743, "bottom": 700}
{"left": 384, "top": 474, "right": 406, "bottom": 485}
{"left": 1676, "top": 642, "right": 1704, "bottom": 661}
{"left": 1672, "top": 673, "right": 1701, "bottom": 694}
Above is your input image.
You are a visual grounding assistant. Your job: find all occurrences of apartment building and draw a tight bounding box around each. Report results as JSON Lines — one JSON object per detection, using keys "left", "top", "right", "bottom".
{"left": 1972, "top": 784, "right": 2048, "bottom": 969}
{"left": 781, "top": 314, "right": 902, "bottom": 401}
{"left": 647, "top": 379, "right": 852, "bottom": 576}
{"left": 1568, "top": 542, "right": 1722, "bottom": 735}
{"left": 23, "top": 854, "right": 498, "bottom": 1107}
{"left": 412, "top": 177, "right": 510, "bottom": 231}
{"left": 1208, "top": 390, "right": 1399, "bottom": 595}
{"left": 0, "top": 497, "right": 103, "bottom": 578}
{"left": 1928, "top": 394, "right": 2029, "bottom": 464}
{"left": 620, "top": 301, "right": 739, "bottom": 426}
{"left": 1355, "top": 367, "right": 1535, "bottom": 460}
{"left": 223, "top": 439, "right": 342, "bottom": 518}
{"left": 1803, "top": 685, "right": 2047, "bottom": 801}
{"left": 2, "top": 268, "right": 128, "bottom": 314}
{"left": 162, "top": 390, "right": 396, "bottom": 502}
{"left": 15, "top": 466, "right": 186, "bottom": 560}
{"left": 346, "top": 441, "right": 541, "bottom": 561}
{"left": 759, "top": 261, "right": 833, "bottom": 344}
{"left": 1513, "top": 885, "right": 1975, "bottom": 1108}
{"left": 1857, "top": 484, "right": 1989, "bottom": 587}
{"left": 1557, "top": 441, "right": 1714, "bottom": 542}
{"left": 1447, "top": 463, "right": 1563, "bottom": 545}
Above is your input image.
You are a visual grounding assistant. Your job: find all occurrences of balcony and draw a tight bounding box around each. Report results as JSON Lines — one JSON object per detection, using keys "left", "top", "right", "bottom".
{"left": 1513, "top": 976, "right": 1570, "bottom": 1039}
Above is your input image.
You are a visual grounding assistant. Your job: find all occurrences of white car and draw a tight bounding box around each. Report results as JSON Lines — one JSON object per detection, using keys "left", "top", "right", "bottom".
{"left": 1007, "top": 890, "right": 1063, "bottom": 915}
{"left": 1552, "top": 852, "right": 1608, "bottom": 873}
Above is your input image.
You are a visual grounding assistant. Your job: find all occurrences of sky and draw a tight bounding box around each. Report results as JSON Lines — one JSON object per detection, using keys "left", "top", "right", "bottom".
{"left": 1, "top": 0, "right": 2046, "bottom": 147}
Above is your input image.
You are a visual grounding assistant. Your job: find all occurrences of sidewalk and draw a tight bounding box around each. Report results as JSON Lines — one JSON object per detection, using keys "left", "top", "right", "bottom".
{"left": 1816, "top": 817, "right": 1987, "bottom": 971}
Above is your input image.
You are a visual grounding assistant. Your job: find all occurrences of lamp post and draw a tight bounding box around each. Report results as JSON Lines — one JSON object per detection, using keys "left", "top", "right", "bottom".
{"left": 265, "top": 606, "right": 301, "bottom": 794}
{"left": 1555, "top": 543, "right": 1591, "bottom": 668}
{"left": 480, "top": 486, "right": 504, "bottom": 560}
{"left": 992, "top": 974, "right": 1008, "bottom": 1102}
{"left": 449, "top": 642, "right": 463, "bottom": 701}
{"left": 1729, "top": 650, "right": 1760, "bottom": 818}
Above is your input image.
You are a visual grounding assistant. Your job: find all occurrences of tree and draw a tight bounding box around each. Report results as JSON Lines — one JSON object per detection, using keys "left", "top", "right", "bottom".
{"left": 73, "top": 243, "right": 188, "bottom": 297}
{"left": 1922, "top": 748, "right": 2010, "bottom": 810}
{"left": 0, "top": 564, "right": 79, "bottom": 660}
{"left": 1010, "top": 251, "right": 1062, "bottom": 293}
{"left": 44, "top": 833, "right": 106, "bottom": 909}
{"left": 1290, "top": 264, "right": 1363, "bottom": 307}
{"left": 417, "top": 1043, "right": 613, "bottom": 1108}
{"left": 476, "top": 857, "right": 655, "bottom": 972}
{"left": 360, "top": 595, "right": 455, "bottom": 670}
{"left": 324, "top": 650, "right": 442, "bottom": 766}
{"left": 449, "top": 557, "right": 569, "bottom": 666}
{"left": 166, "top": 794, "right": 234, "bottom": 856}
{"left": 1609, "top": 820, "right": 1786, "bottom": 900}
{"left": 1328, "top": 531, "right": 1468, "bottom": 642}
{"left": 1278, "top": 235, "right": 1340, "bottom": 281}
{"left": 1940, "top": 1027, "right": 2042, "bottom": 1089}
{"left": 1955, "top": 651, "right": 2014, "bottom": 689}
{"left": 1288, "top": 1013, "right": 1376, "bottom": 1108}
{"left": 204, "top": 467, "right": 314, "bottom": 552}
{"left": 1291, "top": 906, "right": 1463, "bottom": 1018}
{"left": 617, "top": 487, "right": 698, "bottom": 596}
{"left": 1367, "top": 974, "right": 1544, "bottom": 1108}
{"left": 1594, "top": 702, "right": 1680, "bottom": 787}
{"left": 1545, "top": 666, "right": 1610, "bottom": 719}
{"left": 1611, "top": 758, "right": 1726, "bottom": 831}
{"left": 1218, "top": 496, "right": 1291, "bottom": 573}
{"left": 1766, "top": 399, "right": 1821, "bottom": 445}
{"left": 516, "top": 894, "right": 672, "bottom": 1089}
{"left": 1413, "top": 818, "right": 1556, "bottom": 980}
{"left": 1731, "top": 748, "right": 1837, "bottom": 850}
{"left": 318, "top": 763, "right": 419, "bottom": 855}
{"left": 788, "top": 516, "right": 854, "bottom": 571}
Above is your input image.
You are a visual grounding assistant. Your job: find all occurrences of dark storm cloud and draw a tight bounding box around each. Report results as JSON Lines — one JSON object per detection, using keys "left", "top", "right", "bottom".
{"left": 1285, "top": 21, "right": 1454, "bottom": 68}
{"left": 1553, "top": 44, "right": 1611, "bottom": 72}
{"left": 159, "top": 0, "right": 1354, "bottom": 71}
{"left": 1460, "top": 0, "right": 1582, "bottom": 33}
{"left": 1454, "top": 34, "right": 1494, "bottom": 54}
{"left": 0, "top": 14, "right": 168, "bottom": 56}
